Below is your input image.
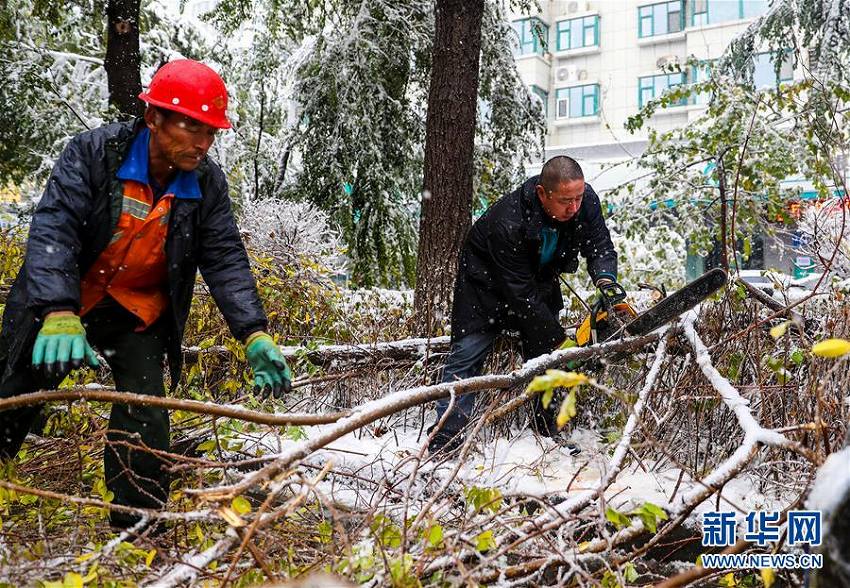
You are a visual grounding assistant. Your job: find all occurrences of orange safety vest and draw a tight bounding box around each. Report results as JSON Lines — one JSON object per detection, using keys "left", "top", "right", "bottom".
{"left": 80, "top": 180, "right": 173, "bottom": 330}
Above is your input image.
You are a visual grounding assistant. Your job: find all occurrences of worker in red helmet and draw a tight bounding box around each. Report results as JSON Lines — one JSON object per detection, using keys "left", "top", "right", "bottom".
{"left": 0, "top": 59, "right": 291, "bottom": 531}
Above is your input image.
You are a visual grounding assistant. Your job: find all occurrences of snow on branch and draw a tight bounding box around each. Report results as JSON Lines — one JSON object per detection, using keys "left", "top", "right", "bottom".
{"left": 682, "top": 310, "right": 788, "bottom": 446}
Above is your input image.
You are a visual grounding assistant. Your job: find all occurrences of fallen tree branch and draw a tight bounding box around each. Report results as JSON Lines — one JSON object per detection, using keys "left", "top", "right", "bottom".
{"left": 0, "top": 388, "right": 347, "bottom": 426}
{"left": 516, "top": 330, "right": 671, "bottom": 537}
{"left": 736, "top": 277, "right": 805, "bottom": 326}
{"left": 466, "top": 312, "right": 824, "bottom": 583}
{"left": 0, "top": 479, "right": 212, "bottom": 523}
{"left": 182, "top": 336, "right": 452, "bottom": 368}
{"left": 449, "top": 333, "right": 674, "bottom": 582}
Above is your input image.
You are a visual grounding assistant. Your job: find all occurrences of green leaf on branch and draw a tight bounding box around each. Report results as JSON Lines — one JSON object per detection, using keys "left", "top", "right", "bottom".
{"left": 426, "top": 524, "right": 443, "bottom": 548}
{"left": 630, "top": 502, "right": 668, "bottom": 533}
{"left": 475, "top": 530, "right": 496, "bottom": 552}
{"left": 605, "top": 506, "right": 632, "bottom": 530}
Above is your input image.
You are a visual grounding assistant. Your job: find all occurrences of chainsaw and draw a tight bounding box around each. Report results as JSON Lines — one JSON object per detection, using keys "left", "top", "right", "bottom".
{"left": 573, "top": 268, "right": 728, "bottom": 347}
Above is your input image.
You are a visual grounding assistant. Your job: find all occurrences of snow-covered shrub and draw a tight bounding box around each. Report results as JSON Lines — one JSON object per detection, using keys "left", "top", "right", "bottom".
{"left": 610, "top": 224, "right": 687, "bottom": 291}
{"left": 237, "top": 197, "right": 345, "bottom": 277}
{"left": 339, "top": 288, "right": 415, "bottom": 342}
{"left": 797, "top": 200, "right": 850, "bottom": 279}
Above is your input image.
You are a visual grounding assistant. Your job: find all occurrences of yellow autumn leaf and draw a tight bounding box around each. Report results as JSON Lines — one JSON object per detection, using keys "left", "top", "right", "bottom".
{"left": 770, "top": 321, "right": 790, "bottom": 339}
{"left": 82, "top": 567, "right": 98, "bottom": 584}
{"left": 217, "top": 506, "right": 246, "bottom": 528}
{"left": 761, "top": 567, "right": 776, "bottom": 588}
{"left": 231, "top": 496, "right": 252, "bottom": 515}
{"left": 63, "top": 572, "right": 84, "bottom": 588}
{"left": 145, "top": 548, "right": 157, "bottom": 567}
{"left": 526, "top": 370, "right": 589, "bottom": 394}
{"left": 811, "top": 338, "right": 850, "bottom": 358}
{"left": 556, "top": 389, "right": 578, "bottom": 429}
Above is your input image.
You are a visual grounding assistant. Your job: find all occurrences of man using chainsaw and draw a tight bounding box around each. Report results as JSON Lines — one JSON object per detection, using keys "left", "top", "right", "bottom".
{"left": 429, "top": 155, "right": 620, "bottom": 454}
{"left": 0, "top": 59, "right": 291, "bottom": 529}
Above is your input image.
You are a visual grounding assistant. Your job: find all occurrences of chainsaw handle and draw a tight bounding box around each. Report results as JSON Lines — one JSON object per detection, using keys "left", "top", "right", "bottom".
{"left": 597, "top": 281, "right": 627, "bottom": 309}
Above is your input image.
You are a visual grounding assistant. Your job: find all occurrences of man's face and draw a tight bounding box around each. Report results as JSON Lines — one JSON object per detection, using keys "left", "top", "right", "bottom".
{"left": 146, "top": 109, "right": 218, "bottom": 172}
{"left": 536, "top": 179, "right": 585, "bottom": 222}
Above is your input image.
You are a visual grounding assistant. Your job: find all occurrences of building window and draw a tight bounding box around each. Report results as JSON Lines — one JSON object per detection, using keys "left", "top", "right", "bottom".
{"left": 638, "top": 72, "right": 686, "bottom": 108}
{"left": 555, "top": 15, "right": 599, "bottom": 51}
{"left": 556, "top": 84, "right": 600, "bottom": 119}
{"left": 531, "top": 85, "right": 549, "bottom": 117}
{"left": 752, "top": 52, "right": 793, "bottom": 88}
{"left": 689, "top": 60, "right": 714, "bottom": 104}
{"left": 690, "top": 0, "right": 768, "bottom": 26}
{"left": 741, "top": 0, "right": 769, "bottom": 18}
{"left": 638, "top": 1, "right": 683, "bottom": 38}
{"left": 512, "top": 18, "right": 549, "bottom": 56}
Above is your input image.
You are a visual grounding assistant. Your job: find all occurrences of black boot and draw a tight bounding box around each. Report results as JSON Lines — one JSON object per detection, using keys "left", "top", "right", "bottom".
{"left": 427, "top": 424, "right": 466, "bottom": 455}
{"left": 531, "top": 394, "right": 581, "bottom": 456}
{"left": 531, "top": 392, "right": 561, "bottom": 438}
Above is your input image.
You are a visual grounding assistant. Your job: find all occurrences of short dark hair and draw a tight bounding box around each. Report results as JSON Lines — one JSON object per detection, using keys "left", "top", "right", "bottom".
{"left": 539, "top": 156, "right": 583, "bottom": 191}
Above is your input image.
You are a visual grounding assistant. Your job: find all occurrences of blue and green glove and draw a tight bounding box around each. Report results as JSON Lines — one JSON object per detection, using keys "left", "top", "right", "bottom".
{"left": 32, "top": 313, "right": 100, "bottom": 379}
{"left": 245, "top": 332, "right": 292, "bottom": 399}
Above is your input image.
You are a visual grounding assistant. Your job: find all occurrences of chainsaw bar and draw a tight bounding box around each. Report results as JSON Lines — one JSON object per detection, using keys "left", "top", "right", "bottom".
{"left": 623, "top": 268, "right": 728, "bottom": 337}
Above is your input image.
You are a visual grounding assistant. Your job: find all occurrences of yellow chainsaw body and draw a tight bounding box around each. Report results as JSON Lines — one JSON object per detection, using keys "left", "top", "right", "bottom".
{"left": 575, "top": 302, "right": 639, "bottom": 346}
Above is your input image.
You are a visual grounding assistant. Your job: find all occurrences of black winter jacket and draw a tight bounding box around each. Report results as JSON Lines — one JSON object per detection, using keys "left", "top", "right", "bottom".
{"left": 450, "top": 176, "right": 617, "bottom": 357}
{"left": 0, "top": 119, "right": 267, "bottom": 386}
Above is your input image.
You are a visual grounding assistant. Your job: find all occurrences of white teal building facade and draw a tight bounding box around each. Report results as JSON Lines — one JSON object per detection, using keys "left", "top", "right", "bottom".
{"left": 508, "top": 1, "right": 812, "bottom": 278}
{"left": 510, "top": 0, "right": 783, "bottom": 179}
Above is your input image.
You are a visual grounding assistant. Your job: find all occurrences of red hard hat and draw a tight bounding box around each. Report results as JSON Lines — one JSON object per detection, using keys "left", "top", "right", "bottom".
{"left": 139, "top": 59, "right": 231, "bottom": 129}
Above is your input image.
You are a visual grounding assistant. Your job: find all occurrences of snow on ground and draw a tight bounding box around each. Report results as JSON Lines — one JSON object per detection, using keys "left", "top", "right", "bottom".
{"left": 235, "top": 422, "right": 789, "bottom": 526}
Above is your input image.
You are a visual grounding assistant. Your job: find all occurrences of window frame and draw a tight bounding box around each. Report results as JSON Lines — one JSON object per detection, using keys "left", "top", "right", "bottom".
{"left": 512, "top": 17, "right": 549, "bottom": 56}
{"left": 555, "top": 15, "right": 600, "bottom": 51}
{"left": 752, "top": 51, "right": 794, "bottom": 89}
{"left": 689, "top": 0, "right": 768, "bottom": 27}
{"left": 555, "top": 84, "right": 600, "bottom": 119}
{"left": 689, "top": 59, "right": 714, "bottom": 104}
{"left": 638, "top": 1, "right": 684, "bottom": 38}
{"left": 637, "top": 72, "right": 687, "bottom": 108}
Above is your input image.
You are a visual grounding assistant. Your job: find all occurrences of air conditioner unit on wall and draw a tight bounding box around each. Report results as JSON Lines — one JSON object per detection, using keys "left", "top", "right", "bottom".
{"left": 577, "top": 69, "right": 588, "bottom": 80}
{"left": 656, "top": 55, "right": 680, "bottom": 69}
{"left": 566, "top": 1, "right": 589, "bottom": 14}
{"left": 556, "top": 65, "right": 578, "bottom": 81}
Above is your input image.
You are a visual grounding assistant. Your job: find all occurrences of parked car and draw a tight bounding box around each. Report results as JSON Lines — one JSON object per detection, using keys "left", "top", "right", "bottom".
{"left": 737, "top": 269, "right": 792, "bottom": 296}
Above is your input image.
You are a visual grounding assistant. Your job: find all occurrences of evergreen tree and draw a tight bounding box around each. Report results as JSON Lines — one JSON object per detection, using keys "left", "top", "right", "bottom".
{"left": 206, "top": 0, "right": 544, "bottom": 288}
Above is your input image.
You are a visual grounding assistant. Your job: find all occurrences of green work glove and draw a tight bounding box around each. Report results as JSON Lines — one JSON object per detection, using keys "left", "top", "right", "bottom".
{"left": 32, "top": 314, "right": 100, "bottom": 379}
{"left": 245, "top": 332, "right": 292, "bottom": 399}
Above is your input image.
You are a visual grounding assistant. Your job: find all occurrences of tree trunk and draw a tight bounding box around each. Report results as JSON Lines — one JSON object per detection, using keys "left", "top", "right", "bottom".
{"left": 413, "top": 0, "right": 485, "bottom": 336}
{"left": 104, "top": 0, "right": 143, "bottom": 118}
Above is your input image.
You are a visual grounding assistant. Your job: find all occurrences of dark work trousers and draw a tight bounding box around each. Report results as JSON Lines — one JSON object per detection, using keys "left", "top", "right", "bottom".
{"left": 434, "top": 330, "right": 557, "bottom": 436}
{"left": 0, "top": 299, "right": 170, "bottom": 527}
